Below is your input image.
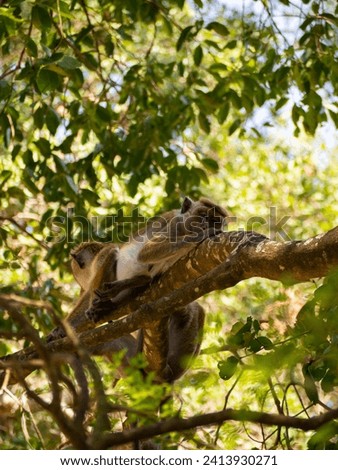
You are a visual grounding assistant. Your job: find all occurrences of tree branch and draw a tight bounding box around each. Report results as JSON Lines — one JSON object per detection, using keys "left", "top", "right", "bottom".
{"left": 54, "top": 227, "right": 338, "bottom": 335}
{"left": 0, "top": 294, "right": 54, "bottom": 313}
{"left": 2, "top": 227, "right": 338, "bottom": 379}
{"left": 97, "top": 407, "right": 338, "bottom": 448}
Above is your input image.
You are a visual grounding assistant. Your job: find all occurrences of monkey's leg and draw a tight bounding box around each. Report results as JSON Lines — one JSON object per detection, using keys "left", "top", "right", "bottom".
{"left": 162, "top": 302, "right": 205, "bottom": 382}
{"left": 94, "top": 275, "right": 151, "bottom": 300}
{"left": 86, "top": 283, "right": 150, "bottom": 324}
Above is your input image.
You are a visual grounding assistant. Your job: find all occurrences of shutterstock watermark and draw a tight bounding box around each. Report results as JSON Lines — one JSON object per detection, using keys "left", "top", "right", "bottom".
{"left": 44, "top": 207, "right": 292, "bottom": 244}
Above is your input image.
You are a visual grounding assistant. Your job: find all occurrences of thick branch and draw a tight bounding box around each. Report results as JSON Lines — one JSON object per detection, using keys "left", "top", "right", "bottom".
{"left": 2, "top": 227, "right": 338, "bottom": 376}
{"left": 63, "top": 227, "right": 338, "bottom": 334}
{"left": 98, "top": 407, "right": 338, "bottom": 448}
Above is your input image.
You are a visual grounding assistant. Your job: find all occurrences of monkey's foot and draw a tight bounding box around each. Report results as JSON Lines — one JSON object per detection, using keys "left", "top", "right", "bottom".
{"left": 46, "top": 325, "right": 66, "bottom": 343}
{"left": 86, "top": 299, "right": 120, "bottom": 324}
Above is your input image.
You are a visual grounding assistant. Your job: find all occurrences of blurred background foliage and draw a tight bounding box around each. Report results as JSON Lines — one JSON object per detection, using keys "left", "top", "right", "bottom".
{"left": 0, "top": 0, "right": 337, "bottom": 449}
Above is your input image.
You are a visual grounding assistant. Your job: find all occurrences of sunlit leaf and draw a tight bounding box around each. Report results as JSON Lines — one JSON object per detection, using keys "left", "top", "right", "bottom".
{"left": 206, "top": 21, "right": 229, "bottom": 36}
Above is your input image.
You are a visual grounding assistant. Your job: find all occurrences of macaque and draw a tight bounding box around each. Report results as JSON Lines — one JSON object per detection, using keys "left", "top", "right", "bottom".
{"left": 48, "top": 196, "right": 227, "bottom": 382}
{"left": 69, "top": 241, "right": 207, "bottom": 381}
{"left": 47, "top": 240, "right": 205, "bottom": 381}
{"left": 46, "top": 243, "right": 138, "bottom": 364}
{"left": 86, "top": 196, "right": 228, "bottom": 323}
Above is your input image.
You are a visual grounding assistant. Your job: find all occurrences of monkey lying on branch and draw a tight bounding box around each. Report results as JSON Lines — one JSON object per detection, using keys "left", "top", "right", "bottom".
{"left": 4, "top": 212, "right": 337, "bottom": 388}
{"left": 48, "top": 196, "right": 228, "bottom": 382}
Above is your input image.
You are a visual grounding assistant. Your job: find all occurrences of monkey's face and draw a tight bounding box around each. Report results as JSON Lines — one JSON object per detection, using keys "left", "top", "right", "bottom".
{"left": 70, "top": 242, "right": 105, "bottom": 289}
{"left": 183, "top": 198, "right": 228, "bottom": 235}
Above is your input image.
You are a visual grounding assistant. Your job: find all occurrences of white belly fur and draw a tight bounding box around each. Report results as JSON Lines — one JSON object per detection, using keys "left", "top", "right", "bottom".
{"left": 116, "top": 242, "right": 146, "bottom": 280}
{"left": 117, "top": 238, "right": 193, "bottom": 280}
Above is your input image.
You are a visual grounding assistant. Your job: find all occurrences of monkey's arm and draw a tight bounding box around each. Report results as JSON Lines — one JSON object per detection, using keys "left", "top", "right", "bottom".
{"left": 86, "top": 229, "right": 217, "bottom": 323}
{"left": 138, "top": 228, "right": 217, "bottom": 265}
{"left": 86, "top": 275, "right": 151, "bottom": 323}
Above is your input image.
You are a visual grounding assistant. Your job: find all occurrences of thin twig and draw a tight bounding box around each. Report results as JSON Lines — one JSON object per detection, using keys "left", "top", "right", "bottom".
{"left": 0, "top": 216, "right": 48, "bottom": 249}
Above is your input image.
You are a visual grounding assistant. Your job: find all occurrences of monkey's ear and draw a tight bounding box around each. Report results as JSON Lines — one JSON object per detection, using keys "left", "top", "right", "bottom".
{"left": 181, "top": 196, "right": 193, "bottom": 213}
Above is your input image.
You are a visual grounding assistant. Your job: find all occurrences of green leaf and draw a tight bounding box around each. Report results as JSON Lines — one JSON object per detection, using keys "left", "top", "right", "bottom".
{"left": 258, "top": 337, "right": 274, "bottom": 350}
{"left": 33, "top": 106, "right": 45, "bottom": 129}
{"left": 249, "top": 338, "right": 262, "bottom": 353}
{"left": 46, "top": 108, "right": 60, "bottom": 134}
{"left": 58, "top": 135, "right": 74, "bottom": 153}
{"left": 218, "top": 356, "right": 239, "bottom": 380}
{"left": 193, "top": 167, "right": 209, "bottom": 184}
{"left": 32, "top": 5, "right": 52, "bottom": 30}
{"left": 209, "top": 63, "right": 228, "bottom": 74}
{"left": 7, "top": 186, "right": 25, "bottom": 201}
{"left": 321, "top": 371, "right": 336, "bottom": 393}
{"left": 0, "top": 80, "right": 11, "bottom": 100}
{"left": 175, "top": 0, "right": 185, "bottom": 9}
{"left": 329, "top": 109, "right": 338, "bottom": 127}
{"left": 23, "top": 172, "right": 39, "bottom": 195}
{"left": 36, "top": 69, "right": 61, "bottom": 93}
{"left": 193, "top": 45, "right": 203, "bottom": 66}
{"left": 26, "top": 37, "right": 38, "bottom": 58}
{"left": 307, "top": 422, "right": 338, "bottom": 450}
{"left": 176, "top": 25, "right": 194, "bottom": 51}
{"left": 10, "top": 261, "right": 21, "bottom": 269}
{"left": 82, "top": 52, "right": 98, "bottom": 70}
{"left": 53, "top": 155, "right": 67, "bottom": 173}
{"left": 217, "top": 102, "right": 230, "bottom": 124}
{"left": 58, "top": 0, "right": 72, "bottom": 19}
{"left": 275, "top": 97, "right": 288, "bottom": 111}
{"left": 44, "top": 64, "right": 69, "bottom": 77}
{"left": 96, "top": 105, "right": 111, "bottom": 122}
{"left": 228, "top": 119, "right": 241, "bottom": 135}
{"left": 57, "top": 55, "right": 81, "bottom": 70}
{"left": 206, "top": 21, "right": 229, "bottom": 37}
{"left": 0, "top": 342, "right": 9, "bottom": 355}
{"left": 104, "top": 37, "right": 115, "bottom": 56}
{"left": 11, "top": 144, "right": 21, "bottom": 160}
{"left": 34, "top": 138, "right": 51, "bottom": 156}
{"left": 82, "top": 189, "right": 100, "bottom": 206}
{"left": 225, "top": 40, "right": 237, "bottom": 49}
{"left": 0, "top": 170, "right": 12, "bottom": 189}
{"left": 0, "top": 7, "right": 22, "bottom": 23}
{"left": 198, "top": 112, "right": 210, "bottom": 133}
{"left": 201, "top": 158, "right": 219, "bottom": 172}
{"left": 303, "top": 365, "right": 319, "bottom": 403}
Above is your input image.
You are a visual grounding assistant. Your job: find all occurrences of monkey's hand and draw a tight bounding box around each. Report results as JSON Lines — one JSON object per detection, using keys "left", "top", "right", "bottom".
{"left": 95, "top": 275, "right": 151, "bottom": 301}
{"left": 86, "top": 285, "right": 125, "bottom": 323}
{"left": 86, "top": 275, "right": 151, "bottom": 324}
{"left": 94, "top": 281, "right": 123, "bottom": 299}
